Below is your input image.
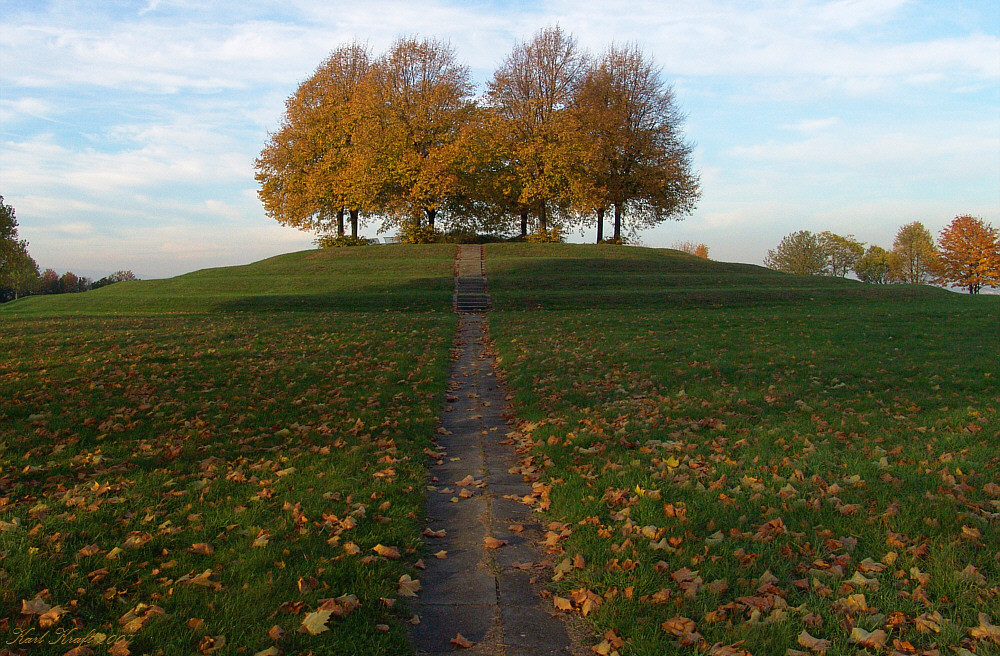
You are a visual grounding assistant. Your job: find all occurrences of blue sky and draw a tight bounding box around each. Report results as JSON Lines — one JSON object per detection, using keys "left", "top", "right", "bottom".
{"left": 1, "top": 0, "right": 998, "bottom": 278}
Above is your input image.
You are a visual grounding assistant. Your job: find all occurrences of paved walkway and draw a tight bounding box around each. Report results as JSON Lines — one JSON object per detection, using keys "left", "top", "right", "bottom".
{"left": 409, "top": 247, "right": 576, "bottom": 655}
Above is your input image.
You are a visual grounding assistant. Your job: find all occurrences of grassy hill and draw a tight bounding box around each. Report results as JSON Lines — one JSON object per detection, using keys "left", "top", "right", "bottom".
{"left": 2, "top": 243, "right": 997, "bottom": 655}
{"left": 0, "top": 244, "right": 458, "bottom": 655}
{"left": 2, "top": 244, "right": 456, "bottom": 316}
{"left": 485, "top": 244, "right": 999, "bottom": 656}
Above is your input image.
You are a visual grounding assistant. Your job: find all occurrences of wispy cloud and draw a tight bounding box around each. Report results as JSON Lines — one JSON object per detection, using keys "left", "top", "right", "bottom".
{"left": 1, "top": 0, "right": 997, "bottom": 275}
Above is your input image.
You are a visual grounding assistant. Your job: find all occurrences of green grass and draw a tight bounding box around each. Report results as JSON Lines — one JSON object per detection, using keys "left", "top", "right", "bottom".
{"left": 0, "top": 245, "right": 457, "bottom": 655}
{"left": 485, "top": 243, "right": 1000, "bottom": 655}
{"left": 3, "top": 244, "right": 454, "bottom": 316}
{"left": 4, "top": 241, "right": 998, "bottom": 655}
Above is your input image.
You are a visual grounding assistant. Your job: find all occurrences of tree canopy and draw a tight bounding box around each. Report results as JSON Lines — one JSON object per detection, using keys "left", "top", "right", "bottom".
{"left": 889, "top": 221, "right": 938, "bottom": 284}
{"left": 256, "top": 30, "right": 699, "bottom": 243}
{"left": 571, "top": 44, "right": 699, "bottom": 242}
{"left": 855, "top": 245, "right": 891, "bottom": 284}
{"left": 934, "top": 215, "right": 1000, "bottom": 294}
{"left": 764, "top": 230, "right": 827, "bottom": 275}
{"left": 1, "top": 195, "right": 40, "bottom": 302}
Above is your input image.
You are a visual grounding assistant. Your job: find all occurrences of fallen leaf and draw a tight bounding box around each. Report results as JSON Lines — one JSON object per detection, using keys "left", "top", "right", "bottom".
{"left": 849, "top": 627, "right": 888, "bottom": 649}
{"left": 914, "top": 610, "right": 943, "bottom": 633}
{"left": 553, "top": 596, "right": 573, "bottom": 611}
{"left": 39, "top": 605, "right": 67, "bottom": 628}
{"left": 970, "top": 612, "right": 1000, "bottom": 643}
{"left": 797, "top": 629, "right": 831, "bottom": 653}
{"left": 661, "top": 616, "right": 696, "bottom": 636}
{"left": 298, "top": 610, "right": 332, "bottom": 635}
{"left": 450, "top": 633, "right": 474, "bottom": 648}
{"left": 398, "top": 574, "right": 421, "bottom": 597}
{"left": 372, "top": 544, "right": 401, "bottom": 559}
{"left": 108, "top": 641, "right": 131, "bottom": 656}
{"left": 62, "top": 648, "right": 94, "bottom": 656}
{"left": 21, "top": 598, "right": 52, "bottom": 615}
{"left": 197, "top": 635, "right": 226, "bottom": 654}
{"left": 484, "top": 536, "right": 507, "bottom": 549}
{"left": 253, "top": 648, "right": 282, "bottom": 656}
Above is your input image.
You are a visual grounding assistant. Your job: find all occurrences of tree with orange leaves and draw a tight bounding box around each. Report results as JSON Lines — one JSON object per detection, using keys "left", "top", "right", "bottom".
{"left": 934, "top": 215, "right": 1000, "bottom": 294}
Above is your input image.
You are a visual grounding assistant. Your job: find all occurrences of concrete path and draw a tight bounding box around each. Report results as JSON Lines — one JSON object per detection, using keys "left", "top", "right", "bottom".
{"left": 409, "top": 247, "right": 577, "bottom": 655}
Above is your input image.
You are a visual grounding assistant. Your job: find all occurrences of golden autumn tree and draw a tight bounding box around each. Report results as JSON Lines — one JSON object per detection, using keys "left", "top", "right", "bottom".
{"left": 487, "top": 26, "right": 586, "bottom": 238}
{"left": 350, "top": 37, "right": 475, "bottom": 239}
{"left": 672, "top": 241, "right": 709, "bottom": 259}
{"left": 889, "top": 221, "right": 938, "bottom": 284}
{"left": 255, "top": 42, "right": 372, "bottom": 240}
{"left": 571, "top": 45, "right": 699, "bottom": 242}
{"left": 934, "top": 215, "right": 1000, "bottom": 294}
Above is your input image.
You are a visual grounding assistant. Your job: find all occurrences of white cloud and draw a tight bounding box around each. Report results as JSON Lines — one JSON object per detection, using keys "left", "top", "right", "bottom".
{"left": 784, "top": 117, "right": 842, "bottom": 133}
{"left": 2, "top": 0, "right": 997, "bottom": 276}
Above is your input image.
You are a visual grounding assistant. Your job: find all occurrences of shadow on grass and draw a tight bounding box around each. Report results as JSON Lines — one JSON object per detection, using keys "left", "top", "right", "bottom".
{"left": 485, "top": 251, "right": 957, "bottom": 311}
{"left": 213, "top": 277, "right": 453, "bottom": 313}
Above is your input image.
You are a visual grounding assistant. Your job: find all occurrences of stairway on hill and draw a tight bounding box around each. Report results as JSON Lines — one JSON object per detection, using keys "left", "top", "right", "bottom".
{"left": 454, "top": 245, "right": 490, "bottom": 313}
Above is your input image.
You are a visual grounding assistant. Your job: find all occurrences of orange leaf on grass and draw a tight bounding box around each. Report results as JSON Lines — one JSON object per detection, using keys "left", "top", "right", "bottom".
{"left": 450, "top": 633, "right": 474, "bottom": 648}
{"left": 372, "top": 544, "right": 401, "bottom": 559}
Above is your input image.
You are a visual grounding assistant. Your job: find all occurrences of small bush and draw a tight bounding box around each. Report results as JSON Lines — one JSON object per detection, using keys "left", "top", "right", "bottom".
{"left": 525, "top": 227, "right": 565, "bottom": 243}
{"left": 438, "top": 230, "right": 506, "bottom": 244}
{"left": 315, "top": 235, "right": 370, "bottom": 248}
{"left": 400, "top": 224, "right": 439, "bottom": 244}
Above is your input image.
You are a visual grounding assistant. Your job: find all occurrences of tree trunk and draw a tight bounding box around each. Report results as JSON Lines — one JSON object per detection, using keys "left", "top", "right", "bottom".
{"left": 613, "top": 203, "right": 621, "bottom": 241}
{"left": 538, "top": 202, "right": 548, "bottom": 234}
{"left": 337, "top": 209, "right": 345, "bottom": 237}
{"left": 349, "top": 209, "right": 359, "bottom": 238}
{"left": 520, "top": 210, "right": 528, "bottom": 237}
{"left": 596, "top": 207, "right": 605, "bottom": 243}
{"left": 426, "top": 208, "right": 436, "bottom": 230}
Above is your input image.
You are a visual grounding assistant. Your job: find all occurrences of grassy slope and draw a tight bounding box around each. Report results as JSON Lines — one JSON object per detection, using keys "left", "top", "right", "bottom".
{"left": 4, "top": 242, "right": 998, "bottom": 654}
{"left": 0, "top": 245, "right": 457, "bottom": 655}
{"left": 486, "top": 243, "right": 1000, "bottom": 656}
{"left": 4, "top": 244, "right": 453, "bottom": 316}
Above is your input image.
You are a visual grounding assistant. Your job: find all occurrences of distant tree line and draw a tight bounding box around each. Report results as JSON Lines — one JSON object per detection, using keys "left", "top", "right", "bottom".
{"left": 765, "top": 216, "right": 1000, "bottom": 294}
{"left": 255, "top": 27, "right": 700, "bottom": 245}
{"left": 1, "top": 195, "right": 137, "bottom": 303}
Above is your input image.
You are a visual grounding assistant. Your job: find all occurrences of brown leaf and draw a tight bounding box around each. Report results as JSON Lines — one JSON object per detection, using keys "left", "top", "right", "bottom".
{"left": 484, "top": 536, "right": 508, "bottom": 549}
{"left": 797, "top": 629, "right": 831, "bottom": 653}
{"left": 970, "top": 612, "right": 1000, "bottom": 643}
{"left": 21, "top": 597, "right": 52, "bottom": 615}
{"left": 914, "top": 610, "right": 943, "bottom": 633}
{"left": 253, "top": 648, "right": 282, "bottom": 656}
{"left": 119, "top": 603, "right": 164, "bottom": 634}
{"left": 197, "top": 635, "right": 226, "bottom": 654}
{"left": 38, "top": 605, "right": 67, "bottom": 628}
{"left": 553, "top": 596, "right": 573, "bottom": 611}
{"left": 297, "top": 576, "right": 320, "bottom": 593}
{"left": 450, "top": 633, "right": 474, "bottom": 648}
{"left": 108, "top": 641, "right": 131, "bottom": 656}
{"left": 373, "top": 544, "right": 401, "bottom": 559}
{"left": 189, "top": 543, "right": 214, "bottom": 556}
{"left": 398, "top": 574, "right": 421, "bottom": 597}
{"left": 267, "top": 624, "right": 285, "bottom": 641}
{"left": 849, "top": 627, "right": 888, "bottom": 649}
{"left": 62, "top": 648, "right": 94, "bottom": 656}
{"left": 661, "top": 616, "right": 696, "bottom": 636}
